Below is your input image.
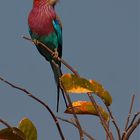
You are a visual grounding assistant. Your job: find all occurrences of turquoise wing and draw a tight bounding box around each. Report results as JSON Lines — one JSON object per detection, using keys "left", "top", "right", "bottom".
{"left": 52, "top": 19, "right": 62, "bottom": 60}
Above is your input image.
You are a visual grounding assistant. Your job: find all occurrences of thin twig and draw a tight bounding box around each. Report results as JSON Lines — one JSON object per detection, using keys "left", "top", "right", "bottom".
{"left": 126, "top": 112, "right": 140, "bottom": 131}
{"left": 87, "top": 93, "right": 114, "bottom": 140}
{"left": 122, "top": 95, "right": 135, "bottom": 139}
{"left": 124, "top": 95, "right": 135, "bottom": 130}
{"left": 106, "top": 121, "right": 110, "bottom": 140}
{"left": 61, "top": 83, "right": 84, "bottom": 140}
{"left": 57, "top": 117, "right": 95, "bottom": 140}
{"left": 122, "top": 117, "right": 140, "bottom": 140}
{"left": 0, "top": 118, "right": 13, "bottom": 130}
{"left": 106, "top": 106, "right": 121, "bottom": 140}
{"left": 0, "top": 76, "right": 66, "bottom": 140}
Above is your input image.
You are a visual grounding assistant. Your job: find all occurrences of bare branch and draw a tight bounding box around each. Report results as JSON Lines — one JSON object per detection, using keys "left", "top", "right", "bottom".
{"left": 106, "top": 121, "right": 110, "bottom": 140}
{"left": 0, "top": 76, "right": 66, "bottom": 140}
{"left": 106, "top": 106, "right": 121, "bottom": 140}
{"left": 0, "top": 118, "right": 13, "bottom": 130}
{"left": 127, "top": 112, "right": 140, "bottom": 131}
{"left": 124, "top": 95, "right": 135, "bottom": 130}
{"left": 60, "top": 83, "right": 84, "bottom": 140}
{"left": 23, "top": 36, "right": 79, "bottom": 76}
{"left": 87, "top": 93, "right": 114, "bottom": 140}
{"left": 123, "top": 117, "right": 140, "bottom": 140}
{"left": 122, "top": 95, "right": 135, "bottom": 139}
{"left": 57, "top": 117, "right": 95, "bottom": 140}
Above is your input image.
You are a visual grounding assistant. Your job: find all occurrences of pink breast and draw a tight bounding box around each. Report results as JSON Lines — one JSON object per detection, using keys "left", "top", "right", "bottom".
{"left": 28, "top": 6, "right": 56, "bottom": 35}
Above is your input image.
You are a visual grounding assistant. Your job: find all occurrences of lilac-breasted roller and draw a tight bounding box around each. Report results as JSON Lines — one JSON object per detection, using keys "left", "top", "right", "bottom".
{"left": 28, "top": 0, "right": 67, "bottom": 111}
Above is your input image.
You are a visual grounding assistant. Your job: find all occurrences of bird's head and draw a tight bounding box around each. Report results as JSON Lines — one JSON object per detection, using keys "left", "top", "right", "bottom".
{"left": 33, "top": 0, "right": 59, "bottom": 7}
{"left": 48, "top": 0, "right": 59, "bottom": 6}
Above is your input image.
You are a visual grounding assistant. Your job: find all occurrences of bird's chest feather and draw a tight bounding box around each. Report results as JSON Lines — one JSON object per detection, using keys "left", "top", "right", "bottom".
{"left": 28, "top": 6, "right": 56, "bottom": 35}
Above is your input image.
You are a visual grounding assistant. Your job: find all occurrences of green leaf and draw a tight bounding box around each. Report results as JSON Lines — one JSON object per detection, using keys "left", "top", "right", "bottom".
{"left": 65, "top": 100, "right": 110, "bottom": 121}
{"left": 0, "top": 127, "right": 26, "bottom": 140}
{"left": 60, "top": 74, "right": 112, "bottom": 106}
{"left": 18, "top": 117, "right": 37, "bottom": 140}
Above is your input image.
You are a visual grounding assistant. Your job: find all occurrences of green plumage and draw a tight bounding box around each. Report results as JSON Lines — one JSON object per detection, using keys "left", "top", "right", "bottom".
{"left": 28, "top": 27, "right": 59, "bottom": 62}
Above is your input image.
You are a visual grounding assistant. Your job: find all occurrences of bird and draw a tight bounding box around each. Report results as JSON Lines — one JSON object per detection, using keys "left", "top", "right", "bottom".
{"left": 28, "top": 0, "right": 67, "bottom": 112}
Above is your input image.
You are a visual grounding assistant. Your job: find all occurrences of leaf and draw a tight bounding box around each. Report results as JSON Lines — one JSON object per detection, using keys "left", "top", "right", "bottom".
{"left": 89, "top": 80, "right": 112, "bottom": 106}
{"left": 60, "top": 74, "right": 112, "bottom": 106}
{"left": 65, "top": 100, "right": 110, "bottom": 121}
{"left": 18, "top": 117, "right": 37, "bottom": 140}
{"left": 0, "top": 127, "right": 26, "bottom": 140}
{"left": 60, "top": 74, "right": 95, "bottom": 93}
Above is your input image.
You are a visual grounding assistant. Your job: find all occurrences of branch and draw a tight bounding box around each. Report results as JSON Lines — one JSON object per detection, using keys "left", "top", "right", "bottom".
{"left": 23, "top": 36, "right": 84, "bottom": 140}
{"left": 0, "top": 76, "right": 66, "bottom": 140}
{"left": 126, "top": 112, "right": 140, "bottom": 131}
{"left": 57, "top": 117, "right": 95, "bottom": 140}
{"left": 87, "top": 93, "right": 114, "bottom": 140}
{"left": 60, "top": 83, "right": 84, "bottom": 140}
{"left": 106, "top": 106, "right": 121, "bottom": 140}
{"left": 122, "top": 95, "right": 135, "bottom": 139}
{"left": 123, "top": 117, "right": 140, "bottom": 140}
{"left": 124, "top": 95, "right": 135, "bottom": 130}
{"left": 106, "top": 121, "right": 110, "bottom": 140}
{"left": 0, "top": 118, "right": 13, "bottom": 130}
{"left": 23, "top": 36, "right": 79, "bottom": 76}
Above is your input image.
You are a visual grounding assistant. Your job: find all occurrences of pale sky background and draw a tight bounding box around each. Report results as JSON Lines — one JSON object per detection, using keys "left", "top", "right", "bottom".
{"left": 0, "top": 0, "right": 139, "bottom": 139}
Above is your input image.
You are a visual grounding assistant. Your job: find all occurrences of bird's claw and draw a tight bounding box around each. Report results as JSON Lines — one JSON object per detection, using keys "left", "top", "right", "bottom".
{"left": 33, "top": 39, "right": 39, "bottom": 45}
{"left": 52, "top": 49, "right": 59, "bottom": 59}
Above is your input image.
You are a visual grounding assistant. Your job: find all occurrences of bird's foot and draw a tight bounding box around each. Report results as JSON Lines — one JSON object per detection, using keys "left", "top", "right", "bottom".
{"left": 33, "top": 39, "right": 39, "bottom": 45}
{"left": 52, "top": 49, "right": 59, "bottom": 59}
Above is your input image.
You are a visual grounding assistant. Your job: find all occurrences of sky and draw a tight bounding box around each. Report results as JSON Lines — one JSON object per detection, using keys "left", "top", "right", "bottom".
{"left": 0, "top": 0, "right": 139, "bottom": 139}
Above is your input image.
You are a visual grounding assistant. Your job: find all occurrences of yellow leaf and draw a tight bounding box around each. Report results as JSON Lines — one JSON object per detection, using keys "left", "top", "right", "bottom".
{"left": 89, "top": 80, "right": 112, "bottom": 106}
{"left": 60, "top": 74, "right": 112, "bottom": 106}
{"left": 18, "top": 117, "right": 37, "bottom": 140}
{"left": 60, "top": 74, "right": 94, "bottom": 93}
{"left": 65, "top": 100, "right": 110, "bottom": 121}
